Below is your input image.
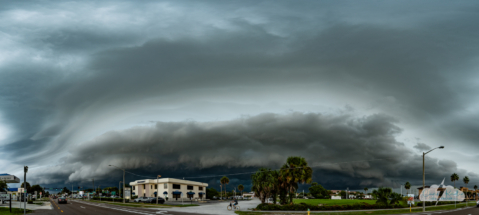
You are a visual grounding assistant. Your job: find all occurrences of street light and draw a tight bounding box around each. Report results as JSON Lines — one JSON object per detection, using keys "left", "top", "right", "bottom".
{"left": 156, "top": 175, "right": 161, "bottom": 204}
{"left": 119, "top": 181, "right": 123, "bottom": 198}
{"left": 422, "top": 146, "right": 444, "bottom": 212}
{"left": 109, "top": 165, "right": 126, "bottom": 203}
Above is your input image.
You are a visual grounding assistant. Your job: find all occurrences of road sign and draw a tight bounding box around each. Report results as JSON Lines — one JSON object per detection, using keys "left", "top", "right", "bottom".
{"left": 40, "top": 192, "right": 42, "bottom": 195}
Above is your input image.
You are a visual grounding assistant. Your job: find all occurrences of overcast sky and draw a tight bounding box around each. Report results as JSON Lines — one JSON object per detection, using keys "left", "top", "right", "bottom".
{"left": 1, "top": 0, "right": 479, "bottom": 191}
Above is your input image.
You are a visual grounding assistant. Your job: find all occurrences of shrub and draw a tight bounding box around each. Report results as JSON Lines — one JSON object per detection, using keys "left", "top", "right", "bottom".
{"left": 256, "top": 202, "right": 406, "bottom": 211}
{"left": 27, "top": 200, "right": 34, "bottom": 204}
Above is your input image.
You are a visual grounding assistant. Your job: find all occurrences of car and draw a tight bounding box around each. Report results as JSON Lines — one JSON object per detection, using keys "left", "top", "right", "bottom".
{"left": 134, "top": 197, "right": 151, "bottom": 203}
{"left": 144, "top": 197, "right": 165, "bottom": 204}
{"left": 58, "top": 197, "right": 68, "bottom": 204}
{"left": 111, "top": 195, "right": 118, "bottom": 198}
{"left": 476, "top": 200, "right": 479, "bottom": 207}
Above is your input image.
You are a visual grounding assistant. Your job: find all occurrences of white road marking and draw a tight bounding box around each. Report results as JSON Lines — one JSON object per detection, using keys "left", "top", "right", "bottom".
{"left": 80, "top": 206, "right": 85, "bottom": 209}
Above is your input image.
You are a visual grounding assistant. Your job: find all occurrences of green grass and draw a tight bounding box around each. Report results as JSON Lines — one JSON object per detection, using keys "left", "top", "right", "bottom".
{"left": 0, "top": 208, "right": 33, "bottom": 214}
{"left": 235, "top": 202, "right": 472, "bottom": 215}
{"left": 292, "top": 199, "right": 378, "bottom": 206}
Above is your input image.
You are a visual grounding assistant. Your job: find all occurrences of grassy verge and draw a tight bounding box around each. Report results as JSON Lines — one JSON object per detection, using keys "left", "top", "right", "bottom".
{"left": 235, "top": 202, "right": 472, "bottom": 215}
{"left": 292, "top": 199, "right": 377, "bottom": 206}
{"left": 0, "top": 208, "right": 33, "bottom": 214}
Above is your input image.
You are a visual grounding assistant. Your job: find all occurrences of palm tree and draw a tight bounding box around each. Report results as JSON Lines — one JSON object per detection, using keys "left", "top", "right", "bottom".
{"left": 375, "top": 187, "right": 393, "bottom": 206}
{"left": 405, "top": 182, "right": 411, "bottom": 195}
{"left": 280, "top": 156, "right": 313, "bottom": 203}
{"left": 238, "top": 184, "right": 244, "bottom": 196}
{"left": 364, "top": 188, "right": 368, "bottom": 199}
{"left": 251, "top": 168, "right": 274, "bottom": 204}
{"left": 220, "top": 176, "right": 230, "bottom": 199}
{"left": 450, "top": 173, "right": 459, "bottom": 188}
{"left": 463, "top": 176, "right": 470, "bottom": 200}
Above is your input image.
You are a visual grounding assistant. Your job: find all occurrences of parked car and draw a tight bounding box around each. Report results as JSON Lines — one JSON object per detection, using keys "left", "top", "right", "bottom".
{"left": 58, "top": 197, "right": 68, "bottom": 204}
{"left": 144, "top": 197, "right": 165, "bottom": 204}
{"left": 134, "top": 197, "right": 151, "bottom": 203}
{"left": 476, "top": 200, "right": 479, "bottom": 207}
{"left": 111, "top": 195, "right": 119, "bottom": 198}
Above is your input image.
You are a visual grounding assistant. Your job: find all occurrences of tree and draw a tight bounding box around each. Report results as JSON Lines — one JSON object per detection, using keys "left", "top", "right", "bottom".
{"left": 309, "top": 182, "right": 328, "bottom": 199}
{"left": 220, "top": 176, "right": 230, "bottom": 199}
{"left": 62, "top": 187, "right": 71, "bottom": 194}
{"left": 238, "top": 184, "right": 244, "bottom": 196}
{"left": 474, "top": 185, "right": 478, "bottom": 191}
{"left": 451, "top": 173, "right": 459, "bottom": 188}
{"left": 340, "top": 191, "right": 347, "bottom": 199}
{"left": 404, "top": 182, "right": 411, "bottom": 195}
{"left": 206, "top": 187, "right": 219, "bottom": 199}
{"left": 251, "top": 168, "right": 274, "bottom": 204}
{"left": 0, "top": 180, "right": 7, "bottom": 192}
{"left": 20, "top": 182, "right": 31, "bottom": 193}
{"left": 463, "top": 176, "right": 470, "bottom": 199}
{"left": 389, "top": 192, "right": 403, "bottom": 205}
{"left": 364, "top": 188, "right": 368, "bottom": 198}
{"left": 280, "top": 156, "right": 313, "bottom": 203}
{"left": 375, "top": 187, "right": 393, "bottom": 206}
{"left": 30, "top": 185, "right": 44, "bottom": 196}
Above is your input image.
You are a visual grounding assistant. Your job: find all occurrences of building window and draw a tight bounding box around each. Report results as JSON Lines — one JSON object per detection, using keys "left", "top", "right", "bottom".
{"left": 187, "top": 186, "right": 193, "bottom": 190}
{"left": 133, "top": 186, "right": 135, "bottom": 190}
{"left": 199, "top": 187, "right": 203, "bottom": 191}
{"left": 143, "top": 185, "right": 145, "bottom": 189}
{"left": 164, "top": 184, "right": 167, "bottom": 189}
{"left": 155, "top": 185, "right": 157, "bottom": 189}
{"left": 151, "top": 185, "right": 152, "bottom": 189}
{"left": 173, "top": 184, "right": 181, "bottom": 189}
{"left": 173, "top": 194, "right": 181, "bottom": 199}
{"left": 187, "top": 193, "right": 194, "bottom": 198}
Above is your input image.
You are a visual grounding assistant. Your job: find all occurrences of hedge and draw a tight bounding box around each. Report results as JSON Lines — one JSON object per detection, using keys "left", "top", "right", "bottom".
{"left": 256, "top": 202, "right": 406, "bottom": 211}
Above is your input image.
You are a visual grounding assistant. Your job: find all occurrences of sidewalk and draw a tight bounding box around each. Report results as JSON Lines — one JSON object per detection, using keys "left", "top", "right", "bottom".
{"left": 0, "top": 201, "right": 53, "bottom": 210}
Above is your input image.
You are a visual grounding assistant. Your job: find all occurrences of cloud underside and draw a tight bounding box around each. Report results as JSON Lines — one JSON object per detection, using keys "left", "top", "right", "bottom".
{"left": 29, "top": 112, "right": 472, "bottom": 189}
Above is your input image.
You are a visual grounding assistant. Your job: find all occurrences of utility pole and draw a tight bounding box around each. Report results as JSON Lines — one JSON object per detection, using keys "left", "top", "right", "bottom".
{"left": 156, "top": 175, "right": 161, "bottom": 204}
{"left": 24, "top": 166, "right": 28, "bottom": 215}
{"left": 92, "top": 179, "right": 95, "bottom": 194}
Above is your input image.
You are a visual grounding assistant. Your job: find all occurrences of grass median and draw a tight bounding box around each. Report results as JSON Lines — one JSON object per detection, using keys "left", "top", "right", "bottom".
{"left": 0, "top": 208, "right": 33, "bottom": 214}
{"left": 235, "top": 202, "right": 472, "bottom": 215}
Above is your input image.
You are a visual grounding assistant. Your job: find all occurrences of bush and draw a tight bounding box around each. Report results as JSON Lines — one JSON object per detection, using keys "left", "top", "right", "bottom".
{"left": 256, "top": 202, "right": 406, "bottom": 211}
{"left": 27, "top": 200, "right": 34, "bottom": 204}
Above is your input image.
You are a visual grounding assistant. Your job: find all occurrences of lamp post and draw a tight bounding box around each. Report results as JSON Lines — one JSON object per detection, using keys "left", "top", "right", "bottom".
{"left": 422, "top": 146, "right": 444, "bottom": 212}
{"left": 119, "top": 181, "right": 123, "bottom": 198}
{"left": 156, "top": 175, "right": 161, "bottom": 204}
{"left": 109, "top": 165, "right": 126, "bottom": 203}
{"left": 24, "top": 166, "right": 28, "bottom": 215}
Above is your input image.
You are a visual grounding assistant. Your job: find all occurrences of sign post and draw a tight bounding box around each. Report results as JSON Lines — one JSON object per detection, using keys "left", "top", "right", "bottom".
{"left": 407, "top": 194, "right": 414, "bottom": 212}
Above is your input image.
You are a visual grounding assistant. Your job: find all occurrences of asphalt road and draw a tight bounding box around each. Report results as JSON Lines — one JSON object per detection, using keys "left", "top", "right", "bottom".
{"left": 406, "top": 206, "right": 479, "bottom": 215}
{"left": 33, "top": 198, "right": 202, "bottom": 215}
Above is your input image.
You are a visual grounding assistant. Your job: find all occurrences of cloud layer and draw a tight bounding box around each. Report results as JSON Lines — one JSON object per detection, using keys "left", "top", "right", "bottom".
{"left": 0, "top": 0, "right": 478, "bottom": 189}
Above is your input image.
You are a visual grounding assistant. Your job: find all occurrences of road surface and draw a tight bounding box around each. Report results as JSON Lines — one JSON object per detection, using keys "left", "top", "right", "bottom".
{"left": 34, "top": 198, "right": 201, "bottom": 215}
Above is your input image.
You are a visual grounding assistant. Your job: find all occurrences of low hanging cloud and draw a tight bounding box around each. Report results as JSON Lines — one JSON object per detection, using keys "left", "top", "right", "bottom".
{"left": 413, "top": 142, "right": 432, "bottom": 152}
{"left": 28, "top": 112, "right": 473, "bottom": 189}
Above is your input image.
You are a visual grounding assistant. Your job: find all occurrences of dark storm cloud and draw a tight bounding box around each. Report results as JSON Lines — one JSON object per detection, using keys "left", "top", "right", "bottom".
{"left": 1, "top": 0, "right": 479, "bottom": 187}
{"left": 27, "top": 112, "right": 473, "bottom": 189}
{"left": 413, "top": 143, "right": 432, "bottom": 152}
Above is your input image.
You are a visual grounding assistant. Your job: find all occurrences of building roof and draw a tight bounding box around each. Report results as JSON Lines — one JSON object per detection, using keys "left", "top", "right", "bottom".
{"left": 129, "top": 178, "right": 208, "bottom": 187}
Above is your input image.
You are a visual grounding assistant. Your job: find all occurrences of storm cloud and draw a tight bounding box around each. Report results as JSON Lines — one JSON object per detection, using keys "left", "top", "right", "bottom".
{"left": 0, "top": 0, "right": 479, "bottom": 189}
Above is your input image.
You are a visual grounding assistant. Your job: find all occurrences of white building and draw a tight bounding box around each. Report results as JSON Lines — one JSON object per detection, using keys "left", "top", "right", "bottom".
{"left": 130, "top": 178, "right": 208, "bottom": 201}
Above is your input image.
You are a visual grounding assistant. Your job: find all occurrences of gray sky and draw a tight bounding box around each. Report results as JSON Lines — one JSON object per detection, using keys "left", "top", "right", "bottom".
{"left": 1, "top": 0, "right": 478, "bottom": 190}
